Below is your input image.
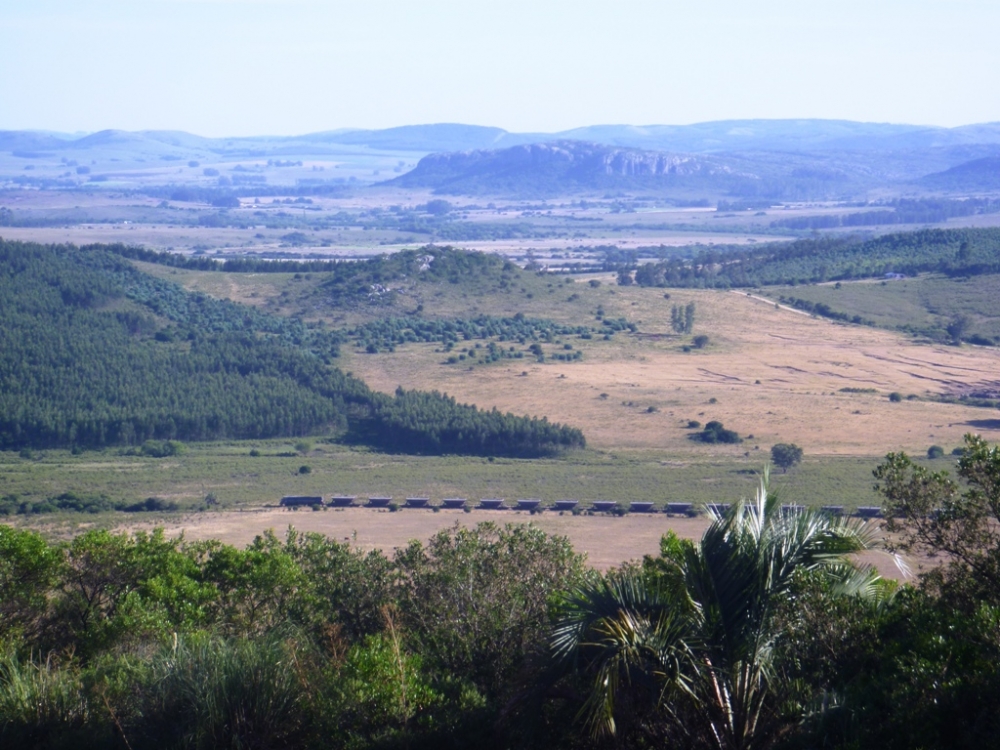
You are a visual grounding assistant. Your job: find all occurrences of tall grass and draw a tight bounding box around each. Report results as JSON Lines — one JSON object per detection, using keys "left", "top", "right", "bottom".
{"left": 136, "top": 633, "right": 317, "bottom": 750}
{"left": 0, "top": 650, "right": 98, "bottom": 749}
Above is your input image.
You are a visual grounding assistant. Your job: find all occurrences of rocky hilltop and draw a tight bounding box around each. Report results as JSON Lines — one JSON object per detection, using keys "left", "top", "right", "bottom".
{"left": 388, "top": 140, "right": 759, "bottom": 197}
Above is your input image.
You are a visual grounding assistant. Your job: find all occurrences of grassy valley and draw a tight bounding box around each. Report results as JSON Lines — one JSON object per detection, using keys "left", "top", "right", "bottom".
{"left": 3, "top": 231, "right": 997, "bottom": 524}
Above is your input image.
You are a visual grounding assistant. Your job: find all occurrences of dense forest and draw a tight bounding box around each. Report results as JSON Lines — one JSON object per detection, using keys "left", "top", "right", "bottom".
{"left": 364, "top": 387, "right": 584, "bottom": 455}
{"left": 630, "top": 227, "right": 1000, "bottom": 288}
{"left": 3, "top": 438, "right": 1000, "bottom": 749}
{"left": 0, "top": 240, "right": 583, "bottom": 456}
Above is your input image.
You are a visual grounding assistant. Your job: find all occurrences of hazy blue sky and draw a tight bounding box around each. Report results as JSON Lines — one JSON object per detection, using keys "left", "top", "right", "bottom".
{"left": 2, "top": 0, "right": 998, "bottom": 136}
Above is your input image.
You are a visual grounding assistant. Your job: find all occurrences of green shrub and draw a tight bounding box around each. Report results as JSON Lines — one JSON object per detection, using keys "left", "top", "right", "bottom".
{"left": 140, "top": 440, "right": 184, "bottom": 458}
{"left": 119, "top": 497, "right": 178, "bottom": 513}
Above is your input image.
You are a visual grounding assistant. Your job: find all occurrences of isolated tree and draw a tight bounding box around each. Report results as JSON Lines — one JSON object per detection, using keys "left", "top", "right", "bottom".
{"left": 425, "top": 199, "right": 452, "bottom": 216}
{"left": 684, "top": 302, "right": 696, "bottom": 334}
{"left": 946, "top": 315, "right": 971, "bottom": 344}
{"left": 671, "top": 304, "right": 685, "bottom": 333}
{"left": 692, "top": 421, "right": 741, "bottom": 444}
{"left": 771, "top": 443, "right": 804, "bottom": 472}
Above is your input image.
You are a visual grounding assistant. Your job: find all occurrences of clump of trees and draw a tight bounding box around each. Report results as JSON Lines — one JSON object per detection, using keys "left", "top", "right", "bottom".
{"left": 364, "top": 387, "right": 585, "bottom": 457}
{"left": 0, "top": 522, "right": 584, "bottom": 749}
{"left": 690, "top": 420, "right": 742, "bottom": 444}
{"left": 350, "top": 314, "right": 596, "bottom": 354}
{"left": 671, "top": 301, "right": 696, "bottom": 333}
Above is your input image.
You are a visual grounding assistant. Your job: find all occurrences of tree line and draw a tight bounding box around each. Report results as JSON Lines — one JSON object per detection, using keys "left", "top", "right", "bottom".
{"left": 770, "top": 197, "right": 1000, "bottom": 230}
{"left": 3, "top": 438, "right": 1000, "bottom": 748}
{"left": 631, "top": 228, "right": 1000, "bottom": 288}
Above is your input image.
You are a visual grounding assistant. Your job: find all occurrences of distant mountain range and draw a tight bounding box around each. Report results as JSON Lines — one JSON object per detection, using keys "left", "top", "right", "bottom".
{"left": 2, "top": 120, "right": 999, "bottom": 198}
{"left": 6, "top": 119, "right": 1000, "bottom": 156}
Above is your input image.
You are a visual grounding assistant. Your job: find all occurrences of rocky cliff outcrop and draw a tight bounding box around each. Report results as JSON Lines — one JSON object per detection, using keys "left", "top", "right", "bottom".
{"left": 388, "top": 140, "right": 754, "bottom": 196}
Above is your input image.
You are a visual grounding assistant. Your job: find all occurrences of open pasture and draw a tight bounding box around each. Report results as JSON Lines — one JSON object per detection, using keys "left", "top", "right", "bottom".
{"left": 766, "top": 273, "right": 1000, "bottom": 342}
{"left": 343, "top": 283, "right": 1000, "bottom": 456}
{"left": 0, "top": 441, "right": 888, "bottom": 513}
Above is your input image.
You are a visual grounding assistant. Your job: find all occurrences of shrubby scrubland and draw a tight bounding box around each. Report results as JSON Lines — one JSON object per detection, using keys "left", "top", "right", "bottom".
{"left": 4, "top": 437, "right": 1000, "bottom": 749}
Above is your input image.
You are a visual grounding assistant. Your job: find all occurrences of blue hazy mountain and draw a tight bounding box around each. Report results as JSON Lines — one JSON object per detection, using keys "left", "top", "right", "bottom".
{"left": 921, "top": 156, "right": 1000, "bottom": 191}
{"left": 4, "top": 120, "right": 1000, "bottom": 197}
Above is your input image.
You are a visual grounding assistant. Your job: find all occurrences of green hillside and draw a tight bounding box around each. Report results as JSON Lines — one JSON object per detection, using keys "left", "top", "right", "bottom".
{"left": 0, "top": 240, "right": 584, "bottom": 456}
{"left": 768, "top": 273, "right": 1000, "bottom": 344}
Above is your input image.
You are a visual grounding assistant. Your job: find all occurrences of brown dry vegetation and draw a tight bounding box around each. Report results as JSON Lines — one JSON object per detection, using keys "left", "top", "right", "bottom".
{"left": 344, "top": 284, "right": 1000, "bottom": 456}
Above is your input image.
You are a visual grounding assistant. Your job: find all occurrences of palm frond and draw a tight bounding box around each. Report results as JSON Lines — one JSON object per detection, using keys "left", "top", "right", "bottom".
{"left": 551, "top": 570, "right": 699, "bottom": 736}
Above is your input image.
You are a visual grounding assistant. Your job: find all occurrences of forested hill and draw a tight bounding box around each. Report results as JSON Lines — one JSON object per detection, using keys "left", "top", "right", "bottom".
{"left": 630, "top": 227, "right": 1000, "bottom": 288}
{"left": 0, "top": 240, "right": 584, "bottom": 455}
{"left": 100, "top": 244, "right": 530, "bottom": 309}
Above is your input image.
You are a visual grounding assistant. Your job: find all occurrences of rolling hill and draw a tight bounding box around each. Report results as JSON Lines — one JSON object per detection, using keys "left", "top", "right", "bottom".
{"left": 385, "top": 140, "right": 898, "bottom": 198}
{"left": 0, "top": 240, "right": 585, "bottom": 456}
{"left": 921, "top": 156, "right": 1000, "bottom": 191}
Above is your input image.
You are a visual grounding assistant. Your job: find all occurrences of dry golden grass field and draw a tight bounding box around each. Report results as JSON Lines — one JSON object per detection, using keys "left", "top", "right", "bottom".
{"left": 343, "top": 283, "right": 1000, "bottom": 456}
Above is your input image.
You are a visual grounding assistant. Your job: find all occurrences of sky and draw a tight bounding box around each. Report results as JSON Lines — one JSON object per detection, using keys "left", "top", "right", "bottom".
{"left": 1, "top": 0, "right": 998, "bottom": 137}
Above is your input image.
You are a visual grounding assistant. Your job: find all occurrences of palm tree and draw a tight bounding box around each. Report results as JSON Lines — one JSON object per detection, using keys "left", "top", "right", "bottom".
{"left": 550, "top": 475, "right": 882, "bottom": 750}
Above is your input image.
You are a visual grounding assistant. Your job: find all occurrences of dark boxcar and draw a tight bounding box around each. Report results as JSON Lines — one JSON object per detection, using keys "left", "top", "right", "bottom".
{"left": 280, "top": 496, "right": 323, "bottom": 507}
